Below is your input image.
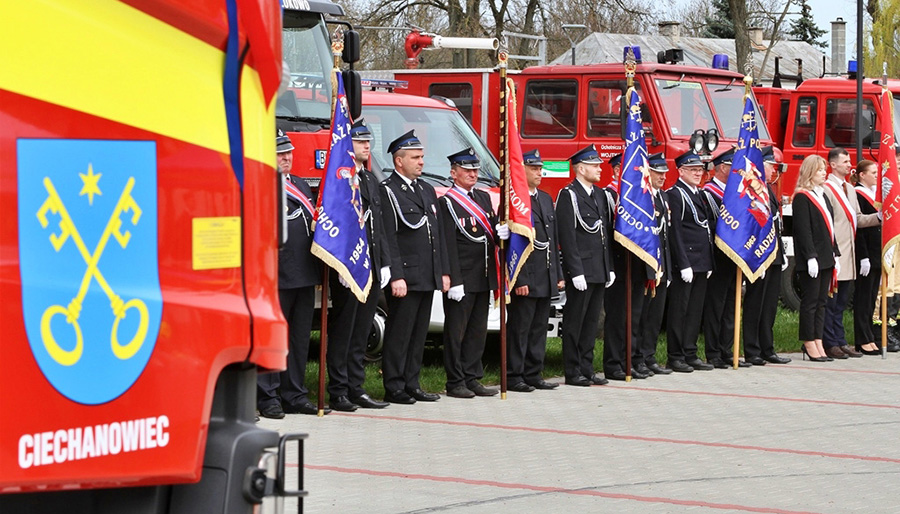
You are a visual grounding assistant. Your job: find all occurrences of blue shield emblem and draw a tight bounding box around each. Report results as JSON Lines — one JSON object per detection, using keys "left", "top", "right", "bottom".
{"left": 18, "top": 139, "right": 162, "bottom": 405}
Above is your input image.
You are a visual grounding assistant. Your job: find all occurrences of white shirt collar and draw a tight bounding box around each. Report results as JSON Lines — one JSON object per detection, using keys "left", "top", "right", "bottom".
{"left": 396, "top": 172, "right": 415, "bottom": 186}
{"left": 713, "top": 177, "right": 727, "bottom": 190}
{"left": 678, "top": 178, "right": 698, "bottom": 194}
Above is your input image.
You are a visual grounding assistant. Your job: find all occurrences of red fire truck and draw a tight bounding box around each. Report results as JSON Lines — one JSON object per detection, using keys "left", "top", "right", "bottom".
{"left": 0, "top": 0, "right": 358, "bottom": 512}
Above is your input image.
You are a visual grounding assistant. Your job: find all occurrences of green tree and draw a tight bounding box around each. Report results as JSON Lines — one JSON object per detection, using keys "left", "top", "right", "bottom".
{"left": 704, "top": 0, "right": 735, "bottom": 38}
{"left": 787, "top": 0, "right": 826, "bottom": 48}
{"left": 866, "top": 0, "right": 900, "bottom": 77}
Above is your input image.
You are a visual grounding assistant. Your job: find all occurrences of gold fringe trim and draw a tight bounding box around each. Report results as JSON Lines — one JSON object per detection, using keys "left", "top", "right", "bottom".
{"left": 613, "top": 232, "right": 662, "bottom": 284}
{"left": 506, "top": 221, "right": 535, "bottom": 295}
{"left": 310, "top": 242, "right": 372, "bottom": 303}
{"left": 714, "top": 235, "right": 777, "bottom": 284}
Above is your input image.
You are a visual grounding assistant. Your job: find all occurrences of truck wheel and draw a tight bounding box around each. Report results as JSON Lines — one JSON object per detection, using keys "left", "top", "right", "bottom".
{"left": 364, "top": 308, "right": 386, "bottom": 362}
{"left": 780, "top": 257, "right": 801, "bottom": 311}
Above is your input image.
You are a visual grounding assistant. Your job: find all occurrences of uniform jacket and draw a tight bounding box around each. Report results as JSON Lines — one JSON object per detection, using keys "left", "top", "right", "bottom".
{"left": 823, "top": 174, "right": 880, "bottom": 280}
{"left": 279, "top": 175, "right": 321, "bottom": 289}
{"left": 855, "top": 185, "right": 881, "bottom": 271}
{"left": 439, "top": 186, "right": 499, "bottom": 292}
{"left": 555, "top": 181, "right": 612, "bottom": 284}
{"left": 666, "top": 179, "right": 715, "bottom": 273}
{"left": 792, "top": 188, "right": 838, "bottom": 271}
{"left": 514, "top": 189, "right": 562, "bottom": 298}
{"left": 653, "top": 189, "right": 673, "bottom": 282}
{"left": 380, "top": 172, "right": 447, "bottom": 292}
{"left": 768, "top": 184, "right": 787, "bottom": 268}
{"left": 359, "top": 168, "right": 391, "bottom": 286}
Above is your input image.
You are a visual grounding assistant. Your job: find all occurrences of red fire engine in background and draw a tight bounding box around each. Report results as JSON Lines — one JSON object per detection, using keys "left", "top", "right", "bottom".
{"left": 0, "top": 0, "right": 358, "bottom": 512}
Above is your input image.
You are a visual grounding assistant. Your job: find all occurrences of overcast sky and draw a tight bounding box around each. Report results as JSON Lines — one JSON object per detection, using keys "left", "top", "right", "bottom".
{"left": 807, "top": 0, "right": 859, "bottom": 56}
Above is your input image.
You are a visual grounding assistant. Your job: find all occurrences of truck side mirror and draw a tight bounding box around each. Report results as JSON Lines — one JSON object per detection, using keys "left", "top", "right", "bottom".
{"left": 641, "top": 103, "right": 652, "bottom": 124}
{"left": 870, "top": 130, "right": 881, "bottom": 149}
{"left": 343, "top": 70, "right": 362, "bottom": 120}
{"left": 342, "top": 30, "right": 360, "bottom": 64}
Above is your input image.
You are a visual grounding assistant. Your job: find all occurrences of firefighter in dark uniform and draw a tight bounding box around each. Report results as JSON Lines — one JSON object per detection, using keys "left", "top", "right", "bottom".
{"left": 701, "top": 147, "right": 751, "bottom": 368}
{"left": 258, "top": 130, "right": 325, "bottom": 418}
{"left": 635, "top": 153, "right": 673, "bottom": 375}
{"left": 379, "top": 130, "right": 448, "bottom": 404}
{"left": 507, "top": 149, "right": 563, "bottom": 392}
{"left": 440, "top": 147, "right": 509, "bottom": 398}
{"left": 556, "top": 144, "right": 615, "bottom": 386}
{"left": 666, "top": 151, "right": 715, "bottom": 372}
{"left": 325, "top": 119, "right": 391, "bottom": 412}
{"left": 742, "top": 146, "right": 792, "bottom": 364}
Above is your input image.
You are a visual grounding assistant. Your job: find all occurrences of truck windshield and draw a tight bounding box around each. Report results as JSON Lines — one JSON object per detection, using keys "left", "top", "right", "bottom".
{"left": 362, "top": 105, "right": 500, "bottom": 185}
{"left": 279, "top": 11, "right": 334, "bottom": 124}
{"left": 655, "top": 79, "right": 716, "bottom": 137}
{"left": 707, "top": 85, "right": 770, "bottom": 140}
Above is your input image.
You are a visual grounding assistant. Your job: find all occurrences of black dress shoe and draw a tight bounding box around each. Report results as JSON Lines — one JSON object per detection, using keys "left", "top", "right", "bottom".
{"left": 647, "top": 362, "right": 673, "bottom": 375}
{"left": 708, "top": 358, "right": 729, "bottom": 369}
{"left": 606, "top": 369, "right": 627, "bottom": 381}
{"left": 668, "top": 360, "right": 694, "bottom": 373}
{"left": 635, "top": 363, "right": 654, "bottom": 377}
{"left": 283, "top": 400, "right": 330, "bottom": 415}
{"left": 406, "top": 388, "right": 440, "bottom": 402}
{"left": 447, "top": 385, "right": 476, "bottom": 398}
{"left": 468, "top": 381, "right": 499, "bottom": 396}
{"left": 384, "top": 390, "right": 417, "bottom": 404}
{"left": 686, "top": 358, "right": 714, "bottom": 370}
{"left": 565, "top": 375, "right": 591, "bottom": 387}
{"left": 630, "top": 368, "right": 650, "bottom": 379}
{"left": 259, "top": 403, "right": 285, "bottom": 419}
{"left": 509, "top": 382, "right": 535, "bottom": 392}
{"left": 351, "top": 393, "right": 389, "bottom": 409}
{"left": 329, "top": 395, "right": 359, "bottom": 412}
{"left": 589, "top": 373, "right": 609, "bottom": 385}
{"left": 746, "top": 356, "right": 767, "bottom": 366}
{"left": 888, "top": 343, "right": 900, "bottom": 352}
{"left": 737, "top": 360, "right": 753, "bottom": 367}
{"left": 527, "top": 379, "right": 559, "bottom": 389}
{"left": 763, "top": 354, "right": 792, "bottom": 364}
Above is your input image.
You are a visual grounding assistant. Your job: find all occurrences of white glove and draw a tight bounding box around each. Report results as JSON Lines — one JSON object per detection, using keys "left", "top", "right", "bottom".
{"left": 666, "top": 280, "right": 671, "bottom": 287}
{"left": 680, "top": 267, "right": 693, "bottom": 283}
{"left": 761, "top": 270, "right": 766, "bottom": 280}
{"left": 807, "top": 258, "right": 818, "bottom": 278}
{"left": 447, "top": 284, "right": 465, "bottom": 302}
{"left": 572, "top": 275, "right": 587, "bottom": 291}
{"left": 834, "top": 257, "right": 841, "bottom": 276}
{"left": 707, "top": 270, "right": 712, "bottom": 278}
{"left": 605, "top": 271, "right": 616, "bottom": 288}
{"left": 860, "top": 258, "right": 871, "bottom": 277}
{"left": 380, "top": 266, "right": 391, "bottom": 289}
{"left": 339, "top": 275, "right": 351, "bottom": 288}
{"left": 496, "top": 223, "right": 510, "bottom": 240}
{"left": 782, "top": 259, "right": 789, "bottom": 272}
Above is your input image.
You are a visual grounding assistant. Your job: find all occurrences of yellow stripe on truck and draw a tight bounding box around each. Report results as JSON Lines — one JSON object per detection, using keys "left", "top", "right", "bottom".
{"left": 2, "top": 0, "right": 275, "bottom": 168}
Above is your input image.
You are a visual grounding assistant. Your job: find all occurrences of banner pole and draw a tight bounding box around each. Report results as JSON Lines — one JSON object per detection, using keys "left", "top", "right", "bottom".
{"left": 318, "top": 268, "right": 329, "bottom": 416}
{"left": 498, "top": 48, "right": 509, "bottom": 399}
{"left": 732, "top": 268, "right": 742, "bottom": 369}
{"left": 625, "top": 256, "right": 632, "bottom": 382}
{"left": 882, "top": 271, "right": 888, "bottom": 359}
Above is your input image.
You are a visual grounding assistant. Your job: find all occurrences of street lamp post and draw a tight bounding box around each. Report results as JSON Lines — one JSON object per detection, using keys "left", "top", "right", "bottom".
{"left": 562, "top": 24, "right": 587, "bottom": 65}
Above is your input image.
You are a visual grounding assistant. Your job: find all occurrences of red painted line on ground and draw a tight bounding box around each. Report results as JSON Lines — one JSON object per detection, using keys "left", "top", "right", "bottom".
{"left": 306, "top": 464, "right": 823, "bottom": 514}
{"left": 337, "top": 413, "right": 900, "bottom": 464}
{"left": 772, "top": 363, "right": 900, "bottom": 376}
{"left": 628, "top": 386, "right": 900, "bottom": 410}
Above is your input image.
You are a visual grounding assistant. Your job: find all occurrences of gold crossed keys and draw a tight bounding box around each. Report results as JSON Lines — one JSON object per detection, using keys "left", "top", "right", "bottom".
{"left": 36, "top": 175, "right": 147, "bottom": 366}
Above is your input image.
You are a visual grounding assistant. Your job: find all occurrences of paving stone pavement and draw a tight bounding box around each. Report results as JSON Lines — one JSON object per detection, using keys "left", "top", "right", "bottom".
{"left": 259, "top": 351, "right": 900, "bottom": 513}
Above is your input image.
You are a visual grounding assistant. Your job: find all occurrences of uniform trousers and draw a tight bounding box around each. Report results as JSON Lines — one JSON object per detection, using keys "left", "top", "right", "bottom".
{"left": 507, "top": 295, "right": 551, "bottom": 386}
{"left": 798, "top": 268, "right": 834, "bottom": 341}
{"left": 603, "top": 257, "right": 644, "bottom": 374}
{"left": 258, "top": 286, "right": 315, "bottom": 408}
{"left": 382, "top": 290, "right": 432, "bottom": 395}
{"left": 823, "top": 280, "right": 851, "bottom": 347}
{"left": 854, "top": 267, "right": 880, "bottom": 345}
{"left": 742, "top": 265, "right": 782, "bottom": 359}
{"left": 702, "top": 264, "right": 736, "bottom": 361}
{"left": 562, "top": 283, "right": 604, "bottom": 380}
{"left": 666, "top": 273, "right": 708, "bottom": 362}
{"left": 443, "top": 291, "right": 490, "bottom": 389}
{"left": 326, "top": 273, "right": 379, "bottom": 398}
{"left": 637, "top": 280, "right": 667, "bottom": 366}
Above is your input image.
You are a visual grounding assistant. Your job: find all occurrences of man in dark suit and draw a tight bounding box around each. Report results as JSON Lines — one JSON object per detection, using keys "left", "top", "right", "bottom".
{"left": 258, "top": 130, "right": 326, "bottom": 418}
{"left": 556, "top": 144, "right": 615, "bottom": 386}
{"left": 380, "top": 130, "right": 448, "bottom": 404}
{"left": 701, "top": 148, "right": 751, "bottom": 368}
{"left": 507, "top": 149, "right": 563, "bottom": 392}
{"left": 325, "top": 119, "right": 392, "bottom": 412}
{"left": 635, "top": 153, "right": 673, "bottom": 375}
{"left": 440, "top": 148, "right": 508, "bottom": 398}
{"left": 743, "top": 146, "right": 792, "bottom": 365}
{"left": 666, "top": 151, "right": 715, "bottom": 372}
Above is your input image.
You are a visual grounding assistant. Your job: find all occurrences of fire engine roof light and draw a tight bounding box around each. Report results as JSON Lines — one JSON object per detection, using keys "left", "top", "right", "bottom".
{"left": 623, "top": 46, "right": 642, "bottom": 64}
{"left": 848, "top": 60, "right": 858, "bottom": 73}
{"left": 711, "top": 54, "right": 729, "bottom": 70}
{"left": 359, "top": 78, "right": 409, "bottom": 91}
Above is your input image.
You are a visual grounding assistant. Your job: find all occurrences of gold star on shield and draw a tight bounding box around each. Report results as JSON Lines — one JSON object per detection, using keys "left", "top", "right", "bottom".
{"left": 79, "top": 163, "right": 102, "bottom": 205}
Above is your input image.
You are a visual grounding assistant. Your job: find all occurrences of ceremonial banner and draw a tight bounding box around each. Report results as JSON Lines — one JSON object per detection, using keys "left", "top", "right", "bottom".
{"left": 878, "top": 86, "right": 900, "bottom": 280}
{"left": 716, "top": 97, "right": 776, "bottom": 281}
{"left": 311, "top": 71, "right": 372, "bottom": 302}
{"left": 613, "top": 87, "right": 660, "bottom": 276}
{"left": 504, "top": 77, "right": 534, "bottom": 294}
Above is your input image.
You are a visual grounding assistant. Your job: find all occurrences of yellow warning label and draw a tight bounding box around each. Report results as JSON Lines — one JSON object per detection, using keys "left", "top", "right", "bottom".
{"left": 192, "top": 217, "right": 241, "bottom": 270}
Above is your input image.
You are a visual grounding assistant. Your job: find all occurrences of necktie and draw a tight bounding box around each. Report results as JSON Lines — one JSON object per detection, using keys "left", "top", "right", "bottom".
{"left": 468, "top": 190, "right": 476, "bottom": 201}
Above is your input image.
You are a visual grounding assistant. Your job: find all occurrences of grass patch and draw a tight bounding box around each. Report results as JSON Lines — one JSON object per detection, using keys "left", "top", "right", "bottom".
{"left": 300, "top": 306, "right": 853, "bottom": 402}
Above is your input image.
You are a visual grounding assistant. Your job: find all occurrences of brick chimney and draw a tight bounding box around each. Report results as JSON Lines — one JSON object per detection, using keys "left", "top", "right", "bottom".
{"left": 748, "top": 27, "right": 764, "bottom": 47}
{"left": 831, "top": 17, "right": 846, "bottom": 74}
{"left": 658, "top": 21, "right": 681, "bottom": 43}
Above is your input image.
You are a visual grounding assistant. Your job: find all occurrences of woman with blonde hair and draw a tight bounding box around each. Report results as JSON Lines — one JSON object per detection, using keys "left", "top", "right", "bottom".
{"left": 792, "top": 154, "right": 839, "bottom": 361}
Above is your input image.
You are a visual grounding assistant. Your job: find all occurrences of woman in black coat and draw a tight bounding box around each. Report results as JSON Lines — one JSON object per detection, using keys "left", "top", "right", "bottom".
{"left": 853, "top": 159, "right": 882, "bottom": 354}
{"left": 792, "top": 154, "right": 838, "bottom": 361}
